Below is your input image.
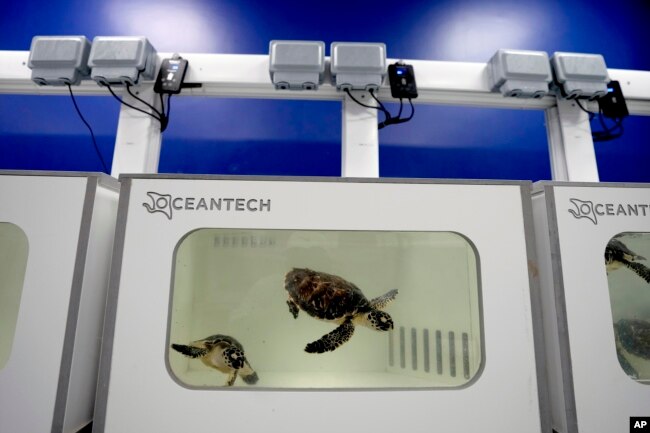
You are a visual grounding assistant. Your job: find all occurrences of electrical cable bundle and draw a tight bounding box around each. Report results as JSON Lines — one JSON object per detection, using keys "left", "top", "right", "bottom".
{"left": 105, "top": 83, "right": 171, "bottom": 132}
{"left": 575, "top": 99, "right": 624, "bottom": 142}
{"left": 344, "top": 88, "right": 415, "bottom": 129}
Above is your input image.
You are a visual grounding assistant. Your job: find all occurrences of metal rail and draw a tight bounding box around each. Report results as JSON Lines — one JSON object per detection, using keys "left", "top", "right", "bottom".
{"left": 1, "top": 50, "right": 649, "bottom": 179}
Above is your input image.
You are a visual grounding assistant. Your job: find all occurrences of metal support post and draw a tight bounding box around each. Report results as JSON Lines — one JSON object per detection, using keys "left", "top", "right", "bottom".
{"left": 545, "top": 99, "right": 599, "bottom": 182}
{"left": 341, "top": 92, "right": 379, "bottom": 178}
{"left": 110, "top": 85, "right": 163, "bottom": 178}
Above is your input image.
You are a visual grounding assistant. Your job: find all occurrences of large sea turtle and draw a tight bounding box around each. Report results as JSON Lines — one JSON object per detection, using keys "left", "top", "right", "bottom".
{"left": 171, "top": 334, "right": 258, "bottom": 386}
{"left": 605, "top": 238, "right": 650, "bottom": 283}
{"left": 614, "top": 319, "right": 650, "bottom": 379}
{"left": 285, "top": 268, "right": 398, "bottom": 353}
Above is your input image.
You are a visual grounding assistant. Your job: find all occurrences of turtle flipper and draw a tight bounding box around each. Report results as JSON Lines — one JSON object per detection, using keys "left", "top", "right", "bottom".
{"left": 617, "top": 347, "right": 639, "bottom": 379}
{"left": 305, "top": 318, "right": 355, "bottom": 353}
{"left": 226, "top": 370, "right": 238, "bottom": 387}
{"left": 287, "top": 298, "right": 300, "bottom": 319}
{"left": 171, "top": 344, "right": 209, "bottom": 358}
{"left": 241, "top": 361, "right": 259, "bottom": 385}
{"left": 624, "top": 260, "right": 650, "bottom": 284}
{"left": 369, "top": 289, "right": 398, "bottom": 310}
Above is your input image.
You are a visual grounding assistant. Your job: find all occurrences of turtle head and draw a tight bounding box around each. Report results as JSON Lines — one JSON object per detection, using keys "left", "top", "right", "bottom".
{"left": 222, "top": 347, "right": 246, "bottom": 370}
{"left": 366, "top": 310, "right": 393, "bottom": 331}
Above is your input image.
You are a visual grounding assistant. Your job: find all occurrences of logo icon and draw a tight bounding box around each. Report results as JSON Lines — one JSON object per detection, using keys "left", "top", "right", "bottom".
{"left": 568, "top": 198, "right": 598, "bottom": 225}
{"left": 143, "top": 192, "right": 173, "bottom": 220}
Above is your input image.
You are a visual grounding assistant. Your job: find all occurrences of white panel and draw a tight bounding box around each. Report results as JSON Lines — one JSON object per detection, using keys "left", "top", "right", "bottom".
{"left": 532, "top": 190, "right": 570, "bottom": 432}
{"left": 0, "top": 175, "right": 87, "bottom": 433}
{"left": 541, "top": 184, "right": 650, "bottom": 433}
{"left": 63, "top": 185, "right": 119, "bottom": 432}
{"left": 99, "top": 178, "right": 543, "bottom": 433}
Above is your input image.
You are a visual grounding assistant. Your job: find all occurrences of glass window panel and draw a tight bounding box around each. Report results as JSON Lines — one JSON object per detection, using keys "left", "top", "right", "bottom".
{"left": 168, "top": 229, "right": 482, "bottom": 389}
{"left": 606, "top": 233, "right": 650, "bottom": 382}
{"left": 0, "top": 222, "right": 29, "bottom": 369}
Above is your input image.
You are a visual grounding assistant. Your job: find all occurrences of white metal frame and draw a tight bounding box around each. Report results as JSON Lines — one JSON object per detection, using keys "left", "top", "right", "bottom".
{"left": 1, "top": 50, "right": 650, "bottom": 179}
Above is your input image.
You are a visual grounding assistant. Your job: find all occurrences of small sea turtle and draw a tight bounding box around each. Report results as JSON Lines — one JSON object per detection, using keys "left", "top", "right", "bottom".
{"left": 605, "top": 238, "right": 650, "bottom": 283}
{"left": 171, "top": 334, "right": 258, "bottom": 386}
{"left": 285, "top": 268, "right": 398, "bottom": 353}
{"left": 614, "top": 319, "right": 650, "bottom": 379}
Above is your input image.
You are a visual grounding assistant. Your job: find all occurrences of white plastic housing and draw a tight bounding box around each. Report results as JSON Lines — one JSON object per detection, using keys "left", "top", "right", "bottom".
{"left": 551, "top": 52, "right": 610, "bottom": 100}
{"left": 330, "top": 42, "right": 386, "bottom": 91}
{"left": 269, "top": 40, "right": 325, "bottom": 90}
{"left": 94, "top": 175, "right": 548, "bottom": 433}
{"left": 0, "top": 171, "right": 119, "bottom": 433}
{"left": 532, "top": 181, "right": 650, "bottom": 433}
{"left": 487, "top": 49, "right": 552, "bottom": 98}
{"left": 28, "top": 36, "right": 91, "bottom": 86}
{"left": 88, "top": 36, "right": 157, "bottom": 85}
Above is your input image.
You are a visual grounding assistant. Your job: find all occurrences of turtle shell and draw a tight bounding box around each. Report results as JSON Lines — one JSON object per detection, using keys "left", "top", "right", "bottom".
{"left": 285, "top": 268, "right": 371, "bottom": 321}
{"left": 201, "top": 334, "right": 244, "bottom": 351}
{"left": 615, "top": 319, "right": 650, "bottom": 359}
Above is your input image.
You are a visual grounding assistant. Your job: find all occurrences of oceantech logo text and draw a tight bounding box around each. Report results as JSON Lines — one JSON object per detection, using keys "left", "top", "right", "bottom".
{"left": 568, "top": 198, "right": 650, "bottom": 225}
{"left": 142, "top": 192, "right": 271, "bottom": 220}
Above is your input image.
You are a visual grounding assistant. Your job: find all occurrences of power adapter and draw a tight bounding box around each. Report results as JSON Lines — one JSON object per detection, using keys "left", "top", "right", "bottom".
{"left": 599, "top": 81, "right": 628, "bottom": 119}
{"left": 388, "top": 62, "right": 418, "bottom": 99}
{"left": 154, "top": 55, "right": 188, "bottom": 95}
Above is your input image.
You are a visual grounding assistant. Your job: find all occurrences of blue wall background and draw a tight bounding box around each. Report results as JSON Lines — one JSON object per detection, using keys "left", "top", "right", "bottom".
{"left": 1, "top": 0, "right": 649, "bottom": 181}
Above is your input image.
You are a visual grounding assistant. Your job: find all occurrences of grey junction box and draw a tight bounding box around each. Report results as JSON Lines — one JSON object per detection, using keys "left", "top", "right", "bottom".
{"left": 330, "top": 42, "right": 386, "bottom": 91}
{"left": 550, "top": 52, "right": 610, "bottom": 99}
{"left": 269, "top": 40, "right": 325, "bottom": 90}
{"left": 28, "top": 36, "right": 91, "bottom": 86}
{"left": 88, "top": 36, "right": 157, "bottom": 86}
{"left": 487, "top": 49, "right": 552, "bottom": 98}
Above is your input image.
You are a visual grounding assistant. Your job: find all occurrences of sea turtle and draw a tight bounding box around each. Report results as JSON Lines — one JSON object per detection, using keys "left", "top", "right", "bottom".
{"left": 171, "top": 334, "right": 258, "bottom": 386}
{"left": 605, "top": 238, "right": 650, "bottom": 283}
{"left": 285, "top": 268, "right": 398, "bottom": 354}
{"left": 614, "top": 319, "right": 650, "bottom": 379}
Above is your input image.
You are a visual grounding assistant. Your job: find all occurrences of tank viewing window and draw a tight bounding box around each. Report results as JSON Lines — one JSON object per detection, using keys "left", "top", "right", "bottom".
{"left": 167, "top": 229, "right": 482, "bottom": 389}
{"left": 606, "top": 233, "right": 650, "bottom": 383}
{"left": 0, "top": 223, "right": 29, "bottom": 370}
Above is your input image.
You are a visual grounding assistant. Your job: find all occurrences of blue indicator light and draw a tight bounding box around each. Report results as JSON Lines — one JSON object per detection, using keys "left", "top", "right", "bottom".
{"left": 397, "top": 69, "right": 404, "bottom": 75}
{"left": 607, "top": 87, "right": 614, "bottom": 93}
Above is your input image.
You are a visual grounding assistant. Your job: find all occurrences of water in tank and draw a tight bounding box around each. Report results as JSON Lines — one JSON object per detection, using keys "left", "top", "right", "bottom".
{"left": 0, "top": 223, "right": 29, "bottom": 369}
{"left": 167, "top": 228, "right": 483, "bottom": 389}
{"left": 606, "top": 232, "right": 650, "bottom": 382}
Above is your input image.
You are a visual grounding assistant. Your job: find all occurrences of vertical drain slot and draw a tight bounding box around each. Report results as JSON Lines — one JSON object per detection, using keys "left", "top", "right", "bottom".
{"left": 449, "top": 331, "right": 456, "bottom": 377}
{"left": 423, "top": 329, "right": 430, "bottom": 373}
{"left": 462, "top": 332, "right": 470, "bottom": 379}
{"left": 411, "top": 327, "right": 417, "bottom": 370}
{"left": 436, "top": 330, "right": 443, "bottom": 375}
{"left": 389, "top": 326, "right": 472, "bottom": 381}
{"left": 399, "top": 326, "right": 406, "bottom": 369}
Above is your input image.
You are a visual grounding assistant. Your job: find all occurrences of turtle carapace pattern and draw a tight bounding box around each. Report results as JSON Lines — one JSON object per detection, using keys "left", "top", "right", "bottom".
{"left": 605, "top": 238, "right": 650, "bottom": 284}
{"left": 285, "top": 268, "right": 398, "bottom": 354}
{"left": 614, "top": 319, "right": 650, "bottom": 379}
{"left": 171, "top": 334, "right": 258, "bottom": 386}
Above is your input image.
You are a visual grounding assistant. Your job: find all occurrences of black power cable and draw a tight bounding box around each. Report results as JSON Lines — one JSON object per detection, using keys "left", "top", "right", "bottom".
{"left": 343, "top": 88, "right": 391, "bottom": 123}
{"left": 575, "top": 99, "right": 624, "bottom": 142}
{"left": 67, "top": 84, "right": 109, "bottom": 174}
{"left": 104, "top": 83, "right": 170, "bottom": 132}
{"left": 379, "top": 98, "right": 414, "bottom": 129}
{"left": 344, "top": 88, "right": 415, "bottom": 130}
